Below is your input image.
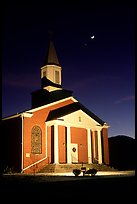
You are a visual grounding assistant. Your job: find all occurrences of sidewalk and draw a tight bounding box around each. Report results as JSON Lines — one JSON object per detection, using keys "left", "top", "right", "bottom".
{"left": 36, "top": 170, "right": 135, "bottom": 177}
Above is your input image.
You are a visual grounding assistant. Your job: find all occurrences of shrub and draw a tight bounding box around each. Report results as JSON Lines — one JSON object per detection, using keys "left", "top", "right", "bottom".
{"left": 3, "top": 166, "right": 14, "bottom": 174}
{"left": 85, "top": 168, "right": 97, "bottom": 176}
{"left": 73, "top": 169, "right": 81, "bottom": 176}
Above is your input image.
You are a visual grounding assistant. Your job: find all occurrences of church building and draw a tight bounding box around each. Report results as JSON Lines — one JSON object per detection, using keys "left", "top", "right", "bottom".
{"left": 2, "top": 40, "right": 110, "bottom": 173}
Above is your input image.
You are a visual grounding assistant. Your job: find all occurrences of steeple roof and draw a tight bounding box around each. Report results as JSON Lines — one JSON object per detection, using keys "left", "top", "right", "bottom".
{"left": 42, "top": 40, "right": 60, "bottom": 66}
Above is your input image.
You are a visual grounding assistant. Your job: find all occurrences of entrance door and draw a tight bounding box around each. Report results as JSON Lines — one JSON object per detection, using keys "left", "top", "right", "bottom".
{"left": 71, "top": 143, "right": 78, "bottom": 163}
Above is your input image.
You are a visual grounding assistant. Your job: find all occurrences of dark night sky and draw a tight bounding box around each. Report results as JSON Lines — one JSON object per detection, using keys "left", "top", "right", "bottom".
{"left": 2, "top": 2, "right": 135, "bottom": 138}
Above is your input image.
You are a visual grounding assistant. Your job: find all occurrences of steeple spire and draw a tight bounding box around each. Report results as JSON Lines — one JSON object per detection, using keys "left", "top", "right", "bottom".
{"left": 40, "top": 35, "right": 62, "bottom": 92}
{"left": 47, "top": 40, "right": 60, "bottom": 65}
{"left": 42, "top": 33, "right": 60, "bottom": 66}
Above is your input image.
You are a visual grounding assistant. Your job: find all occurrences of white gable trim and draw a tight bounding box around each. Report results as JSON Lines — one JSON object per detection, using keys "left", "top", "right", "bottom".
{"left": 2, "top": 114, "right": 21, "bottom": 120}
{"left": 2, "top": 96, "right": 77, "bottom": 120}
{"left": 27, "top": 96, "right": 77, "bottom": 113}
{"left": 2, "top": 112, "right": 33, "bottom": 120}
{"left": 46, "top": 110, "right": 107, "bottom": 130}
{"left": 22, "top": 112, "right": 33, "bottom": 118}
{"left": 61, "top": 110, "right": 101, "bottom": 128}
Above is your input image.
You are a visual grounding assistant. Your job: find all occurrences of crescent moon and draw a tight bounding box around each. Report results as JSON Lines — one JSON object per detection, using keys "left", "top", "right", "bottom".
{"left": 91, "top": 36, "right": 95, "bottom": 39}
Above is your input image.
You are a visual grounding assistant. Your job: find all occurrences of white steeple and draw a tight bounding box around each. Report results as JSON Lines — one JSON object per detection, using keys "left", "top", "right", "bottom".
{"left": 41, "top": 40, "right": 62, "bottom": 92}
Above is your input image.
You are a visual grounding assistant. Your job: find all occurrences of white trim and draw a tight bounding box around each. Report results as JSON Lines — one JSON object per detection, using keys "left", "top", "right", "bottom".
{"left": 2, "top": 114, "right": 21, "bottom": 120}
{"left": 97, "top": 130, "right": 102, "bottom": 164}
{"left": 26, "top": 96, "right": 77, "bottom": 113}
{"left": 2, "top": 96, "right": 77, "bottom": 120}
{"left": 22, "top": 112, "right": 33, "bottom": 118}
{"left": 102, "top": 124, "right": 110, "bottom": 128}
{"left": 87, "top": 128, "right": 92, "bottom": 163}
{"left": 45, "top": 124, "right": 48, "bottom": 159}
{"left": 66, "top": 126, "right": 71, "bottom": 163}
{"left": 23, "top": 156, "right": 47, "bottom": 172}
{"left": 46, "top": 119, "right": 63, "bottom": 127}
{"left": 92, "top": 131, "right": 96, "bottom": 158}
{"left": 54, "top": 124, "right": 59, "bottom": 163}
{"left": 60, "top": 110, "right": 103, "bottom": 129}
{"left": 46, "top": 118, "right": 105, "bottom": 135}
{"left": 41, "top": 64, "right": 62, "bottom": 71}
{"left": 2, "top": 112, "right": 33, "bottom": 120}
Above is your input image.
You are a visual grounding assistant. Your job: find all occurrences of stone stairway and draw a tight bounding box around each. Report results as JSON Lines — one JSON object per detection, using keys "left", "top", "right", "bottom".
{"left": 38, "top": 163, "right": 117, "bottom": 173}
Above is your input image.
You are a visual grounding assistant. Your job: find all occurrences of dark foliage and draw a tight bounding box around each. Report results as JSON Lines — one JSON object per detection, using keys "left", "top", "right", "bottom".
{"left": 108, "top": 135, "right": 135, "bottom": 170}
{"left": 73, "top": 169, "right": 81, "bottom": 176}
{"left": 85, "top": 168, "right": 97, "bottom": 176}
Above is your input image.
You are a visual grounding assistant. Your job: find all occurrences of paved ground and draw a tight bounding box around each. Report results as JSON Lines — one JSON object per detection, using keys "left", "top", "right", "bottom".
{"left": 34, "top": 170, "right": 135, "bottom": 178}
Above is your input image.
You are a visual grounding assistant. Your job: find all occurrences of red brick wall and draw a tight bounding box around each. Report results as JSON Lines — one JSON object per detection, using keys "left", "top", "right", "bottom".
{"left": 23, "top": 117, "right": 46, "bottom": 171}
{"left": 94, "top": 131, "right": 98, "bottom": 161}
{"left": 101, "top": 128, "right": 109, "bottom": 165}
{"left": 22, "top": 98, "right": 110, "bottom": 173}
{"left": 23, "top": 98, "right": 74, "bottom": 173}
{"left": 58, "top": 126, "right": 66, "bottom": 163}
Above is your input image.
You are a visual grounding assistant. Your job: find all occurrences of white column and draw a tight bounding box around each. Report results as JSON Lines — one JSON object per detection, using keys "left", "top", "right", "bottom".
{"left": 54, "top": 124, "right": 59, "bottom": 163}
{"left": 97, "top": 130, "right": 102, "bottom": 164}
{"left": 87, "top": 128, "right": 92, "bottom": 163}
{"left": 67, "top": 126, "right": 71, "bottom": 163}
{"left": 45, "top": 124, "right": 48, "bottom": 159}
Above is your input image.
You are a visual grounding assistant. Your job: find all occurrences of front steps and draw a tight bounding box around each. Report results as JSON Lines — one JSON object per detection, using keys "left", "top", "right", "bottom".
{"left": 38, "top": 163, "right": 116, "bottom": 173}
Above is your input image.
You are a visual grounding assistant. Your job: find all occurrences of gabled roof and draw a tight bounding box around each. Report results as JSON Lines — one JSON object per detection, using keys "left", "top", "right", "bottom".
{"left": 46, "top": 102, "right": 105, "bottom": 125}
{"left": 2, "top": 96, "right": 77, "bottom": 120}
{"left": 31, "top": 89, "right": 73, "bottom": 108}
{"left": 42, "top": 40, "right": 60, "bottom": 66}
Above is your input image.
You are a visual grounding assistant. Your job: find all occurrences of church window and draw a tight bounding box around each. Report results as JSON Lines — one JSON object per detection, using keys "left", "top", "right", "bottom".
{"left": 31, "top": 125, "right": 42, "bottom": 154}
{"left": 79, "top": 116, "right": 82, "bottom": 122}
{"left": 55, "top": 70, "right": 60, "bottom": 84}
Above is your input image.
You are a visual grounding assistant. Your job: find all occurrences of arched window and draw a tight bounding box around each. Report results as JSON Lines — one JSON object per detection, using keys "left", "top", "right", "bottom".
{"left": 31, "top": 125, "right": 42, "bottom": 154}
